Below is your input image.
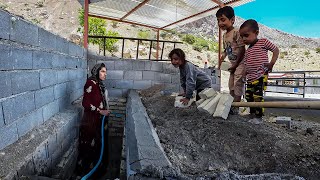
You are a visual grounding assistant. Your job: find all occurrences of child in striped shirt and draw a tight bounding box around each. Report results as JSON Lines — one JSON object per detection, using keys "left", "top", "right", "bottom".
{"left": 239, "top": 19, "right": 279, "bottom": 123}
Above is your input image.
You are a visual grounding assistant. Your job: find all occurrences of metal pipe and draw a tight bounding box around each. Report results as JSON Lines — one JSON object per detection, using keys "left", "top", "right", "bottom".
{"left": 232, "top": 101, "right": 320, "bottom": 109}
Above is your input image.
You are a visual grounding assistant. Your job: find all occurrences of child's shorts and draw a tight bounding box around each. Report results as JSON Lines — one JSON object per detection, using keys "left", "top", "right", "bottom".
{"left": 229, "top": 63, "right": 245, "bottom": 97}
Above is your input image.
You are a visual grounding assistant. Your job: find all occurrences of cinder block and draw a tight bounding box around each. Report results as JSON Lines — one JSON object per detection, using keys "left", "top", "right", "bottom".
{"left": 197, "top": 96, "right": 215, "bottom": 112}
{"left": 213, "top": 94, "right": 234, "bottom": 120}
{"left": 52, "top": 54, "right": 66, "bottom": 69}
{"left": 151, "top": 61, "right": 163, "bottom": 72}
{"left": 202, "top": 93, "right": 222, "bottom": 115}
{"left": 66, "top": 81, "right": 76, "bottom": 94}
{"left": 108, "top": 70, "right": 124, "bottom": 80}
{"left": 35, "top": 87, "right": 54, "bottom": 108}
{"left": 38, "top": 27, "right": 56, "bottom": 51}
{"left": 80, "top": 58, "right": 87, "bottom": 69}
{"left": 115, "top": 60, "right": 133, "bottom": 70}
{"left": 0, "top": 10, "right": 10, "bottom": 39}
{"left": 276, "top": 117, "right": 292, "bottom": 129}
{"left": 108, "top": 89, "right": 123, "bottom": 97}
{"left": 162, "top": 63, "right": 177, "bottom": 74}
{"left": 16, "top": 108, "right": 43, "bottom": 137}
{"left": 68, "top": 69, "right": 78, "bottom": 81}
{"left": 70, "top": 89, "right": 83, "bottom": 103}
{"left": 10, "top": 17, "right": 39, "bottom": 46}
{"left": 33, "top": 144, "right": 50, "bottom": 175}
{"left": 66, "top": 57, "right": 80, "bottom": 69}
{"left": 0, "top": 71, "right": 12, "bottom": 98}
{"left": 11, "top": 71, "right": 40, "bottom": 95}
{"left": 104, "top": 79, "right": 117, "bottom": 89}
{"left": 199, "top": 88, "right": 217, "bottom": 99}
{"left": 0, "top": 103, "right": 4, "bottom": 128}
{"left": 56, "top": 37, "right": 69, "bottom": 54}
{"left": 68, "top": 43, "right": 81, "bottom": 57}
{"left": 159, "top": 73, "right": 171, "bottom": 83}
{"left": 57, "top": 70, "right": 69, "bottom": 83}
{"left": 132, "top": 61, "right": 145, "bottom": 70}
{"left": 196, "top": 99, "right": 205, "bottom": 106}
{"left": 100, "top": 60, "right": 115, "bottom": 70}
{"left": 10, "top": 48, "right": 33, "bottom": 70}
{"left": 116, "top": 80, "right": 134, "bottom": 89}
{"left": 171, "top": 74, "right": 180, "bottom": 84}
{"left": 124, "top": 71, "right": 143, "bottom": 80}
{"left": 144, "top": 61, "right": 152, "bottom": 70}
{"left": 43, "top": 100, "right": 59, "bottom": 121}
{"left": 33, "top": 51, "right": 53, "bottom": 69}
{"left": 58, "top": 96, "right": 70, "bottom": 111}
{"left": 54, "top": 83, "right": 67, "bottom": 99}
{"left": 0, "top": 123, "right": 18, "bottom": 150}
{"left": 133, "top": 80, "right": 152, "bottom": 90}
{"left": 0, "top": 44, "right": 11, "bottom": 70}
{"left": 40, "top": 70, "right": 57, "bottom": 88}
{"left": 87, "top": 59, "right": 97, "bottom": 72}
{"left": 142, "top": 71, "right": 155, "bottom": 80}
{"left": 3, "top": 92, "right": 35, "bottom": 124}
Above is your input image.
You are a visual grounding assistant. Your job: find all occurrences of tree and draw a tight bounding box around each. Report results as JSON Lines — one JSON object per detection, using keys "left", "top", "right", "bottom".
{"left": 78, "top": 9, "right": 120, "bottom": 53}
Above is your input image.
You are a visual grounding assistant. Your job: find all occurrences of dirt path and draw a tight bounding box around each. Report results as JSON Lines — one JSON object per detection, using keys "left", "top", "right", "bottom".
{"left": 140, "top": 86, "right": 320, "bottom": 179}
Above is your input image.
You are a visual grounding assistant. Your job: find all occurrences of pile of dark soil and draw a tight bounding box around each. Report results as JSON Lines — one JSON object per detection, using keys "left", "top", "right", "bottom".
{"left": 140, "top": 86, "right": 320, "bottom": 179}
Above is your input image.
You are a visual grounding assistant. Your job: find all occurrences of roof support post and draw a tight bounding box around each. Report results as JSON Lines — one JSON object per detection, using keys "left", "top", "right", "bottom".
{"left": 218, "top": 27, "right": 222, "bottom": 91}
{"left": 84, "top": 0, "right": 89, "bottom": 48}
{"left": 156, "top": 29, "right": 160, "bottom": 60}
{"left": 211, "top": 0, "right": 224, "bottom": 7}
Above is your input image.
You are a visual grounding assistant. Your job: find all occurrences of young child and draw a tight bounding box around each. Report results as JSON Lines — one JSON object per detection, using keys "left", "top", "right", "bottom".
{"left": 239, "top": 19, "right": 279, "bottom": 123}
{"left": 169, "top": 48, "right": 212, "bottom": 104}
{"left": 216, "top": 6, "right": 245, "bottom": 115}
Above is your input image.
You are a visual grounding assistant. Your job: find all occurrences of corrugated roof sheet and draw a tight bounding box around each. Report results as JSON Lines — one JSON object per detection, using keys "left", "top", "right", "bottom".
{"left": 79, "top": 0, "right": 253, "bottom": 29}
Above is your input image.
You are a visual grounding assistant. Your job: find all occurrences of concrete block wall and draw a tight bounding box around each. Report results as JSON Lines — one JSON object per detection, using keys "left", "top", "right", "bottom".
{"left": 88, "top": 54, "right": 218, "bottom": 97}
{"left": 0, "top": 9, "right": 87, "bottom": 150}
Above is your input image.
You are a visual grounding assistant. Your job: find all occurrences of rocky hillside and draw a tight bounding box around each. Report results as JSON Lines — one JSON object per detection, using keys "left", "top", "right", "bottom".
{"left": 1, "top": 0, "right": 319, "bottom": 71}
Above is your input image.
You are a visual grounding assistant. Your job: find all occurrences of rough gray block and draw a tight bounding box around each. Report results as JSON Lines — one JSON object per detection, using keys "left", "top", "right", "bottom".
{"left": 3, "top": 92, "right": 35, "bottom": 124}
{"left": 133, "top": 80, "right": 152, "bottom": 90}
{"left": 66, "top": 57, "right": 80, "bottom": 69}
{"left": 57, "top": 70, "right": 69, "bottom": 83}
{"left": 171, "top": 74, "right": 180, "bottom": 84}
{"left": 81, "top": 58, "right": 88, "bottom": 69}
{"left": 52, "top": 54, "right": 66, "bottom": 69}
{"left": 124, "top": 71, "right": 143, "bottom": 80}
{"left": 43, "top": 100, "right": 59, "bottom": 122}
{"left": 115, "top": 60, "right": 133, "bottom": 70}
{"left": 144, "top": 61, "right": 152, "bottom": 70}
{"left": 97, "top": 60, "right": 114, "bottom": 70}
{"left": 33, "top": 51, "right": 53, "bottom": 69}
{"left": 108, "top": 70, "right": 124, "bottom": 80}
{"left": 33, "top": 144, "right": 50, "bottom": 175}
{"left": 16, "top": 108, "right": 43, "bottom": 138}
{"left": 0, "top": 123, "right": 18, "bottom": 150}
{"left": 68, "top": 43, "right": 81, "bottom": 57}
{"left": 87, "top": 59, "right": 97, "bottom": 72}
{"left": 55, "top": 83, "right": 68, "bottom": 99}
{"left": 35, "top": 87, "right": 54, "bottom": 108}
{"left": 76, "top": 69, "right": 85, "bottom": 80}
{"left": 0, "top": 103, "right": 4, "bottom": 128}
{"left": 108, "top": 89, "right": 123, "bottom": 97}
{"left": 142, "top": 71, "right": 155, "bottom": 80}
{"left": 162, "top": 63, "right": 177, "bottom": 74}
{"left": 10, "top": 17, "right": 38, "bottom": 46}
{"left": 68, "top": 69, "right": 78, "bottom": 81}
{"left": 58, "top": 96, "right": 70, "bottom": 111}
{"left": 56, "top": 37, "right": 69, "bottom": 54}
{"left": 1, "top": 44, "right": 33, "bottom": 71}
{"left": 159, "top": 73, "right": 172, "bottom": 83}
{"left": 11, "top": 71, "right": 40, "bottom": 95}
{"left": 40, "top": 70, "right": 57, "bottom": 88}
{"left": 69, "top": 89, "right": 82, "bottom": 103}
{"left": 0, "top": 10, "right": 10, "bottom": 39}
{"left": 116, "top": 80, "right": 134, "bottom": 89}
{"left": 0, "top": 71, "right": 12, "bottom": 99}
{"left": 151, "top": 62, "right": 163, "bottom": 72}
{"left": 103, "top": 79, "right": 116, "bottom": 89}
{"left": 132, "top": 61, "right": 145, "bottom": 70}
{"left": 38, "top": 27, "right": 56, "bottom": 51}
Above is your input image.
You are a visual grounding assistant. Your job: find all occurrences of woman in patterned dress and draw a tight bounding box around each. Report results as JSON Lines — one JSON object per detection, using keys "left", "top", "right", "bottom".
{"left": 76, "top": 63, "right": 110, "bottom": 178}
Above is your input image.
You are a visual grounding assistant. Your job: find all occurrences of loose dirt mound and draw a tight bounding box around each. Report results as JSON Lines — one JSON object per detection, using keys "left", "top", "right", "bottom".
{"left": 140, "top": 86, "right": 320, "bottom": 179}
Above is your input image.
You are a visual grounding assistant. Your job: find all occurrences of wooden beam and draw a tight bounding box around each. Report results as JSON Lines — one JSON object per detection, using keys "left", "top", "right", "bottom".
{"left": 120, "top": 0, "right": 150, "bottom": 20}
{"left": 156, "top": 29, "right": 160, "bottom": 60}
{"left": 84, "top": 0, "right": 89, "bottom": 48}
{"left": 89, "top": 14, "right": 162, "bottom": 30}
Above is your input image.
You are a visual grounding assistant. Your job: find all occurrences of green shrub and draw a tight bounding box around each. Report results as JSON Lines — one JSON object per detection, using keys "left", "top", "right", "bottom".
{"left": 280, "top": 51, "right": 288, "bottom": 58}
{"left": 291, "top": 45, "right": 298, "bottom": 48}
{"left": 316, "top": 47, "right": 320, "bottom": 53}
{"left": 304, "top": 50, "right": 310, "bottom": 56}
{"left": 111, "top": 21, "right": 118, "bottom": 28}
{"left": 208, "top": 40, "right": 219, "bottom": 53}
{"left": 192, "top": 37, "right": 209, "bottom": 52}
{"left": 137, "top": 30, "right": 151, "bottom": 39}
{"left": 182, "top": 34, "right": 196, "bottom": 45}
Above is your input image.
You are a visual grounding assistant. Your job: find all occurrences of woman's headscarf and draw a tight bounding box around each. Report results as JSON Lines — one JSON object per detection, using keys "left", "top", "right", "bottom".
{"left": 89, "top": 63, "right": 107, "bottom": 108}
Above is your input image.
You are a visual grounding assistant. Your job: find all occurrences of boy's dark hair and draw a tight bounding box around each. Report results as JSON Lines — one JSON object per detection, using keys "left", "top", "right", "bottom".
{"left": 216, "top": 6, "right": 234, "bottom": 19}
{"left": 240, "top": 19, "right": 259, "bottom": 31}
{"left": 169, "top": 48, "right": 186, "bottom": 62}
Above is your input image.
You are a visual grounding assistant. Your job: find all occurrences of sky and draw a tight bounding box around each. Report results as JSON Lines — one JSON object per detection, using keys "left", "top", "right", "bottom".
{"left": 234, "top": 0, "right": 320, "bottom": 38}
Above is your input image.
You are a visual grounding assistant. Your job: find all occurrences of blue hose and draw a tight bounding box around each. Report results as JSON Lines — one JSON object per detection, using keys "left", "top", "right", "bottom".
{"left": 81, "top": 115, "right": 106, "bottom": 180}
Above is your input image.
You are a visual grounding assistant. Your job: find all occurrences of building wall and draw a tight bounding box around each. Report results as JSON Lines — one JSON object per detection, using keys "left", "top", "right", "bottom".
{"left": 0, "top": 9, "right": 86, "bottom": 150}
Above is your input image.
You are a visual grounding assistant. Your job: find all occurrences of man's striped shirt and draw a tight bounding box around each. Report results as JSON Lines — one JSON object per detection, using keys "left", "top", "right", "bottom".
{"left": 244, "top": 38, "right": 277, "bottom": 82}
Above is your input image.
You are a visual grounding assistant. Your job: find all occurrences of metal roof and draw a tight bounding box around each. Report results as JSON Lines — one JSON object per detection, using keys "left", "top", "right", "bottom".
{"left": 79, "top": 0, "right": 253, "bottom": 30}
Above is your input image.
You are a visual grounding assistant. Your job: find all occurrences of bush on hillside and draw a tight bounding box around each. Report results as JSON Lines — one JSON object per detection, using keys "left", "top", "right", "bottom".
{"left": 291, "top": 45, "right": 298, "bottom": 48}
{"left": 182, "top": 34, "right": 196, "bottom": 44}
{"left": 192, "top": 37, "right": 209, "bottom": 52}
{"left": 316, "top": 47, "right": 320, "bottom": 53}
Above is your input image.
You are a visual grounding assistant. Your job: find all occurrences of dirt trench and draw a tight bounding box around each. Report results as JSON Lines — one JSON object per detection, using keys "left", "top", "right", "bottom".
{"left": 140, "top": 86, "right": 320, "bottom": 179}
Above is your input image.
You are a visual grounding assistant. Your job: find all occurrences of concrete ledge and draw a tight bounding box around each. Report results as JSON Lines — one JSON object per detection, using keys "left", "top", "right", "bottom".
{"left": 0, "top": 102, "right": 82, "bottom": 180}
{"left": 126, "top": 90, "right": 173, "bottom": 178}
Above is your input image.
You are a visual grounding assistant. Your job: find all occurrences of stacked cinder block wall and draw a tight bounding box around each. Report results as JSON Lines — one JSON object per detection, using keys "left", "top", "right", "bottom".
{"left": 0, "top": 9, "right": 86, "bottom": 179}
